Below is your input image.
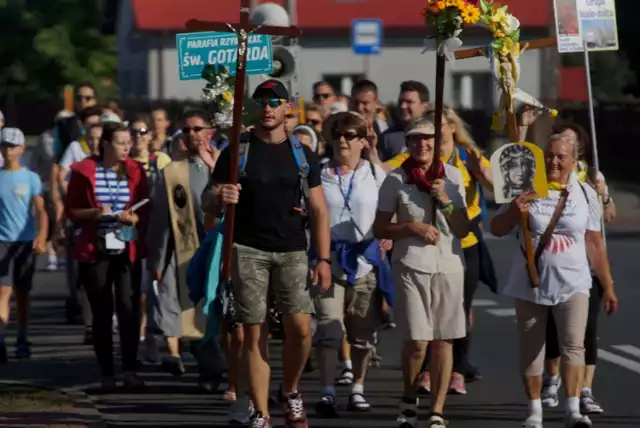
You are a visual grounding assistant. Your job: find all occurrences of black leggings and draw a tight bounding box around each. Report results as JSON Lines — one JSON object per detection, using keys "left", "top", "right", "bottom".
{"left": 422, "top": 244, "right": 480, "bottom": 372}
{"left": 79, "top": 254, "right": 141, "bottom": 376}
{"left": 545, "top": 277, "right": 604, "bottom": 366}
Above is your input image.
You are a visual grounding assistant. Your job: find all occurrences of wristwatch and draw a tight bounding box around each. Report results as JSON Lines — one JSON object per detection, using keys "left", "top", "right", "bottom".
{"left": 603, "top": 195, "right": 612, "bottom": 206}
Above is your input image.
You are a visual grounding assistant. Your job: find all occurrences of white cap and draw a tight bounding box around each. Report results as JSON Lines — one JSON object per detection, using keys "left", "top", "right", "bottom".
{"left": 292, "top": 125, "right": 319, "bottom": 152}
{"left": 0, "top": 127, "right": 26, "bottom": 146}
{"left": 328, "top": 102, "right": 349, "bottom": 115}
{"left": 100, "top": 111, "right": 127, "bottom": 126}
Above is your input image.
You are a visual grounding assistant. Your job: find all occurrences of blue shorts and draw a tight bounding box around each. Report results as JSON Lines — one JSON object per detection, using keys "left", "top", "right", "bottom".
{"left": 0, "top": 242, "right": 36, "bottom": 292}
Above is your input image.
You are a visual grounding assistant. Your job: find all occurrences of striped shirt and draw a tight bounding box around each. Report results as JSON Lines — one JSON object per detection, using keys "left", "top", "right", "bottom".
{"left": 95, "top": 165, "right": 130, "bottom": 235}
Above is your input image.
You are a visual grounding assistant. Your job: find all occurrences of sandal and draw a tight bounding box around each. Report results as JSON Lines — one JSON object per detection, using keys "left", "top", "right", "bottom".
{"left": 427, "top": 413, "right": 448, "bottom": 427}
{"left": 223, "top": 390, "right": 237, "bottom": 401}
{"left": 347, "top": 392, "right": 370, "bottom": 412}
{"left": 336, "top": 368, "right": 354, "bottom": 386}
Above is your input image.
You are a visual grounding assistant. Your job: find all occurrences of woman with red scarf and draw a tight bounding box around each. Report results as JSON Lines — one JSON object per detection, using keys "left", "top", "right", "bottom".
{"left": 372, "top": 118, "right": 469, "bottom": 428}
{"left": 65, "top": 122, "right": 150, "bottom": 391}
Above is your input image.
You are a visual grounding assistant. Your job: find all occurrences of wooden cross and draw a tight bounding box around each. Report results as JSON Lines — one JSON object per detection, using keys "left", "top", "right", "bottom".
{"left": 185, "top": 0, "right": 302, "bottom": 282}
{"left": 452, "top": 36, "right": 558, "bottom": 287}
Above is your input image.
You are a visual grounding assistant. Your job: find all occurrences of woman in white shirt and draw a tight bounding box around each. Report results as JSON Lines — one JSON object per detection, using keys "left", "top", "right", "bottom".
{"left": 373, "top": 118, "right": 470, "bottom": 428}
{"left": 490, "top": 134, "right": 618, "bottom": 428}
{"left": 312, "top": 112, "right": 388, "bottom": 417}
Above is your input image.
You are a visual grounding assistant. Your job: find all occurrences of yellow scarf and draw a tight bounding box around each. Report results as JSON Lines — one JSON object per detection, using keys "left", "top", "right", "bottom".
{"left": 548, "top": 161, "right": 590, "bottom": 190}
{"left": 547, "top": 181, "right": 567, "bottom": 191}
{"left": 79, "top": 136, "right": 91, "bottom": 154}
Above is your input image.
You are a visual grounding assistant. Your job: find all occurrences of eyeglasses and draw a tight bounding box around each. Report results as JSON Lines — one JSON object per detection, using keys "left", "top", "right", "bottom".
{"left": 131, "top": 128, "right": 150, "bottom": 136}
{"left": 314, "top": 93, "right": 332, "bottom": 101}
{"left": 307, "top": 120, "right": 321, "bottom": 126}
{"left": 285, "top": 114, "right": 298, "bottom": 119}
{"left": 182, "top": 126, "right": 212, "bottom": 134}
{"left": 332, "top": 131, "right": 361, "bottom": 141}
{"left": 254, "top": 98, "right": 287, "bottom": 108}
{"left": 76, "top": 95, "right": 94, "bottom": 102}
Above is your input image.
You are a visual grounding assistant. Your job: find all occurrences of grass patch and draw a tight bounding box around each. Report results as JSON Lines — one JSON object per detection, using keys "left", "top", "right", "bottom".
{"left": 0, "top": 385, "right": 74, "bottom": 412}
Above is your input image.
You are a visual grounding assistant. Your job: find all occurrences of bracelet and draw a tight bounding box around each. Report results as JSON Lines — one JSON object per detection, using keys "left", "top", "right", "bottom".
{"left": 316, "top": 258, "right": 331, "bottom": 266}
{"left": 439, "top": 200, "right": 454, "bottom": 215}
{"left": 603, "top": 195, "right": 612, "bottom": 205}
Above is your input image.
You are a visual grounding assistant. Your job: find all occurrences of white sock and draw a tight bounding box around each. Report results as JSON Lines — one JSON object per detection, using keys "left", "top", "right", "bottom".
{"left": 550, "top": 373, "right": 560, "bottom": 382}
{"left": 343, "top": 359, "right": 353, "bottom": 370}
{"left": 351, "top": 383, "right": 364, "bottom": 395}
{"left": 48, "top": 254, "right": 57, "bottom": 264}
{"left": 566, "top": 396, "right": 580, "bottom": 415}
{"left": 528, "top": 399, "right": 543, "bottom": 421}
{"left": 581, "top": 387, "right": 592, "bottom": 396}
{"left": 322, "top": 385, "right": 336, "bottom": 397}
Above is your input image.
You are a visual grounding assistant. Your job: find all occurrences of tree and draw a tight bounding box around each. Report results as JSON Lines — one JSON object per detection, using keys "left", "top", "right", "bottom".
{"left": 0, "top": 0, "right": 117, "bottom": 101}
{"left": 561, "top": 50, "right": 636, "bottom": 100}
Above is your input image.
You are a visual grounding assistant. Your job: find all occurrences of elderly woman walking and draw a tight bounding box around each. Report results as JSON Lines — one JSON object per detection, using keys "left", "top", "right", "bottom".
{"left": 490, "top": 134, "right": 618, "bottom": 428}
{"left": 373, "top": 118, "right": 470, "bottom": 428}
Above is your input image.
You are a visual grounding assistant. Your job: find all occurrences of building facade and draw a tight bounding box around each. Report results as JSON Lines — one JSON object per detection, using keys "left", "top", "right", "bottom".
{"left": 117, "top": 0, "right": 557, "bottom": 107}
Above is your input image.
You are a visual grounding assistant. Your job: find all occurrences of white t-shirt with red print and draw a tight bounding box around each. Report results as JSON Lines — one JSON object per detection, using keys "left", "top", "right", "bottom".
{"left": 501, "top": 180, "right": 601, "bottom": 306}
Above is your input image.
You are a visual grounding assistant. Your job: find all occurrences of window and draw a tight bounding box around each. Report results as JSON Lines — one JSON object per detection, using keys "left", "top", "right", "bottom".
{"left": 323, "top": 74, "right": 366, "bottom": 96}
{"left": 452, "top": 72, "right": 494, "bottom": 110}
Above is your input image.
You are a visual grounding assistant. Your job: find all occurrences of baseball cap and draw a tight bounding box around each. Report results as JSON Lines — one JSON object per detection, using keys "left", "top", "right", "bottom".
{"left": 0, "top": 127, "right": 26, "bottom": 146}
{"left": 405, "top": 119, "right": 436, "bottom": 137}
{"left": 328, "top": 102, "right": 349, "bottom": 115}
{"left": 252, "top": 79, "right": 290, "bottom": 100}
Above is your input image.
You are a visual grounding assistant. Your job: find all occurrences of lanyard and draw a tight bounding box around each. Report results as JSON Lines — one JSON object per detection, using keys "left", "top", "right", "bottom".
{"left": 334, "top": 160, "right": 361, "bottom": 212}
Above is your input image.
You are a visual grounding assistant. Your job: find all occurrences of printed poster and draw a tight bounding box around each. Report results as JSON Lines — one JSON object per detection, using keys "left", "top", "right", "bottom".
{"left": 490, "top": 142, "right": 548, "bottom": 205}
{"left": 553, "top": 0, "right": 619, "bottom": 53}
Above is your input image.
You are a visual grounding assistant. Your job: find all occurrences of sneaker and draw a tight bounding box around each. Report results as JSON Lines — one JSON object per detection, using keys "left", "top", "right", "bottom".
{"left": 396, "top": 397, "right": 418, "bottom": 428}
{"left": 416, "top": 371, "right": 431, "bottom": 395}
{"left": 282, "top": 391, "right": 308, "bottom": 427}
{"left": 449, "top": 372, "right": 467, "bottom": 395}
{"left": 161, "top": 356, "right": 185, "bottom": 376}
{"left": 564, "top": 413, "right": 592, "bottom": 428}
{"left": 46, "top": 261, "right": 58, "bottom": 272}
{"left": 522, "top": 415, "right": 543, "bottom": 428}
{"left": 0, "top": 342, "right": 7, "bottom": 364}
{"left": 541, "top": 375, "right": 561, "bottom": 408}
{"left": 315, "top": 393, "right": 338, "bottom": 418}
{"left": 580, "top": 392, "right": 603, "bottom": 414}
{"left": 229, "top": 394, "right": 254, "bottom": 426}
{"left": 123, "top": 372, "right": 145, "bottom": 389}
{"left": 426, "top": 413, "right": 447, "bottom": 428}
{"left": 250, "top": 412, "right": 272, "bottom": 428}
{"left": 15, "top": 338, "right": 31, "bottom": 359}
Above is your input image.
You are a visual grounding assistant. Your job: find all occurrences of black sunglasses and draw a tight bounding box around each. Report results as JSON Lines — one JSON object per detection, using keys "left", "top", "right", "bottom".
{"left": 332, "top": 130, "right": 361, "bottom": 141}
{"left": 307, "top": 119, "right": 321, "bottom": 126}
{"left": 131, "top": 128, "right": 150, "bottom": 136}
{"left": 314, "top": 93, "right": 332, "bottom": 101}
{"left": 182, "top": 126, "right": 212, "bottom": 134}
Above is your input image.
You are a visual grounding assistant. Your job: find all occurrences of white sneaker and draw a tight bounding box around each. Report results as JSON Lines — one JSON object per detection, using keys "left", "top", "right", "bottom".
{"left": 541, "top": 376, "right": 561, "bottom": 408}
{"left": 564, "top": 413, "right": 592, "bottom": 428}
{"left": 523, "top": 416, "right": 543, "bottom": 428}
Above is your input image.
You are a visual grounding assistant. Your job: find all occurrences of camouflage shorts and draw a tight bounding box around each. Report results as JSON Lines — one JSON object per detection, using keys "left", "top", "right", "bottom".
{"left": 231, "top": 243, "right": 314, "bottom": 324}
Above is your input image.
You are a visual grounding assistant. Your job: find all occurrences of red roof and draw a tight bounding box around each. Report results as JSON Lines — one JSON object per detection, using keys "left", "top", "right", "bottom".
{"left": 132, "top": 0, "right": 551, "bottom": 31}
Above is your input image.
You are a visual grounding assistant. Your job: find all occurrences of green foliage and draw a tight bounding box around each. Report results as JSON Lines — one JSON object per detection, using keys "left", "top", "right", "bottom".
{"left": 588, "top": 50, "right": 637, "bottom": 99}
{"left": 0, "top": 0, "right": 117, "bottom": 100}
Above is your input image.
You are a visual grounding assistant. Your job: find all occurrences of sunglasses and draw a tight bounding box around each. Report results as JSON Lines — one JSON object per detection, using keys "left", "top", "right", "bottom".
{"left": 182, "top": 126, "right": 212, "bottom": 134}
{"left": 254, "top": 98, "right": 288, "bottom": 108}
{"left": 131, "top": 128, "right": 150, "bottom": 136}
{"left": 285, "top": 114, "right": 298, "bottom": 119}
{"left": 307, "top": 120, "right": 320, "bottom": 126}
{"left": 314, "top": 93, "right": 332, "bottom": 100}
{"left": 332, "top": 131, "right": 362, "bottom": 141}
{"left": 76, "top": 95, "right": 94, "bottom": 101}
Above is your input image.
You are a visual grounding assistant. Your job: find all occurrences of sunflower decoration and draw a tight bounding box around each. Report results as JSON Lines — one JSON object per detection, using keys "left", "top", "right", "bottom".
{"left": 421, "top": 0, "right": 482, "bottom": 58}
{"left": 201, "top": 64, "right": 236, "bottom": 129}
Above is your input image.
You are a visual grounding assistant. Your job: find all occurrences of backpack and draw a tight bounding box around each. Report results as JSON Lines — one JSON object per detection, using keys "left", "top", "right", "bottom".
{"left": 238, "top": 132, "right": 311, "bottom": 216}
{"left": 457, "top": 147, "right": 488, "bottom": 221}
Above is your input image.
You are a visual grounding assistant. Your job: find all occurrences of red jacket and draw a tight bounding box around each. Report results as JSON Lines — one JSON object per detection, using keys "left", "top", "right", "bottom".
{"left": 65, "top": 156, "right": 150, "bottom": 263}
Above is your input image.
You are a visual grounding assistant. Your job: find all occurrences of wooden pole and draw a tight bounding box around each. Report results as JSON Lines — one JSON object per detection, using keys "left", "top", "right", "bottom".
{"left": 431, "top": 54, "right": 446, "bottom": 225}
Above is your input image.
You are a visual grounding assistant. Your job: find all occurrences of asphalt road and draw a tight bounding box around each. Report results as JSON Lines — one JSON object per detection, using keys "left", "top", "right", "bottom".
{"left": 2, "top": 232, "right": 639, "bottom": 428}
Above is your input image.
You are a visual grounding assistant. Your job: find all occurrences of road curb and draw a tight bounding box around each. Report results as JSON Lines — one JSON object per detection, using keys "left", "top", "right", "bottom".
{"left": 0, "top": 380, "right": 106, "bottom": 427}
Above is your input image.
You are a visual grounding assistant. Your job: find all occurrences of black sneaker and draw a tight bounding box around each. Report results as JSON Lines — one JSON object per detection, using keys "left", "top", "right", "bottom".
{"left": 161, "top": 356, "right": 185, "bottom": 376}
{"left": 0, "top": 342, "right": 7, "bottom": 364}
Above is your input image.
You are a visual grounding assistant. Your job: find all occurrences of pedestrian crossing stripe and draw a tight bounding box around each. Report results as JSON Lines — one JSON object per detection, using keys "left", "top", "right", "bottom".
{"left": 598, "top": 346, "right": 640, "bottom": 375}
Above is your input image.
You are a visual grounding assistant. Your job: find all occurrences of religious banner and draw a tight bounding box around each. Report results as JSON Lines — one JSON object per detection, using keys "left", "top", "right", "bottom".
{"left": 553, "top": 0, "right": 582, "bottom": 53}
{"left": 490, "top": 142, "right": 548, "bottom": 204}
{"left": 553, "top": 0, "right": 619, "bottom": 53}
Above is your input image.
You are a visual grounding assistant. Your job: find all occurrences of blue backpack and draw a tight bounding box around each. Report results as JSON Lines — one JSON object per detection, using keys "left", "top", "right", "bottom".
{"left": 238, "top": 132, "right": 311, "bottom": 216}
{"left": 457, "top": 147, "right": 488, "bottom": 221}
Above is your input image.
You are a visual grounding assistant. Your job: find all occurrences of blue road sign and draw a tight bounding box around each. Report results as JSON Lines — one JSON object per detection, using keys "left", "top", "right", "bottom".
{"left": 176, "top": 31, "right": 273, "bottom": 81}
{"left": 351, "top": 19, "right": 383, "bottom": 55}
